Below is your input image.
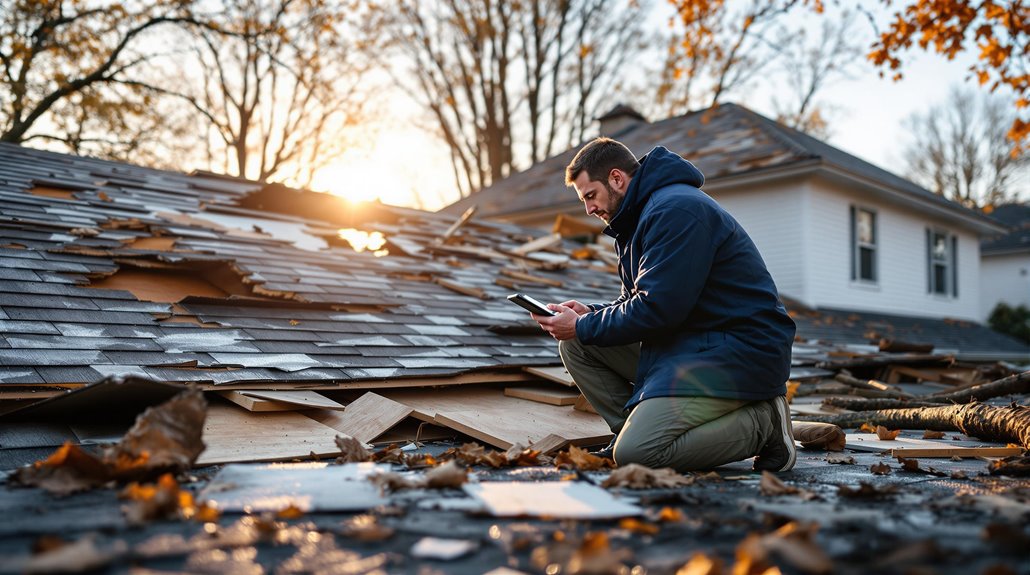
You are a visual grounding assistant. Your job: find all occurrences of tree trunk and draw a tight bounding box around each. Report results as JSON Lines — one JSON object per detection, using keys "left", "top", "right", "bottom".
{"left": 798, "top": 403, "right": 1030, "bottom": 449}
{"left": 822, "top": 370, "right": 1029, "bottom": 411}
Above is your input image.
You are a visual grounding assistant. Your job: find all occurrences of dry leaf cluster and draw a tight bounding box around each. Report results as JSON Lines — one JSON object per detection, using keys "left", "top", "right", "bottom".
{"left": 875, "top": 426, "right": 901, "bottom": 441}
{"left": 601, "top": 463, "right": 696, "bottom": 489}
{"left": 334, "top": 435, "right": 372, "bottom": 464}
{"left": 869, "top": 462, "right": 892, "bottom": 475}
{"left": 11, "top": 388, "right": 207, "bottom": 495}
{"left": 120, "top": 473, "right": 217, "bottom": 525}
{"left": 758, "top": 471, "right": 818, "bottom": 500}
{"left": 368, "top": 460, "right": 468, "bottom": 492}
{"left": 554, "top": 446, "right": 617, "bottom": 471}
{"left": 531, "top": 531, "right": 634, "bottom": 575}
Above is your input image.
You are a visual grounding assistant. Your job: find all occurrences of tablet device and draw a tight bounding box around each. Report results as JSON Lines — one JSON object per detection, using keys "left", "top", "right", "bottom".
{"left": 507, "top": 293, "right": 556, "bottom": 316}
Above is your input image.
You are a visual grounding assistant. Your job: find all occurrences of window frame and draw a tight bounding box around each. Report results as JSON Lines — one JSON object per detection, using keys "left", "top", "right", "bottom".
{"left": 850, "top": 205, "right": 878, "bottom": 284}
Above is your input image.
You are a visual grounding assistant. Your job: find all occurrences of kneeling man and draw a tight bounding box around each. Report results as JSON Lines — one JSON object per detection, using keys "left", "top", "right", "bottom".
{"left": 532, "top": 137, "right": 797, "bottom": 472}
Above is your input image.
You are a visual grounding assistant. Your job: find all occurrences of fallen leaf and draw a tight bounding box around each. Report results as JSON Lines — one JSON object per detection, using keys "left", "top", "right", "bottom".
{"left": 989, "top": 455, "right": 1030, "bottom": 477}
{"left": 825, "top": 454, "right": 855, "bottom": 465}
{"left": 657, "top": 507, "right": 685, "bottom": 522}
{"left": 869, "top": 462, "right": 892, "bottom": 475}
{"left": 506, "top": 443, "right": 544, "bottom": 466}
{"left": 98, "top": 191, "right": 112, "bottom": 202}
{"left": 676, "top": 553, "right": 723, "bottom": 575}
{"left": 792, "top": 422, "right": 846, "bottom": 451}
{"left": 423, "top": 460, "right": 468, "bottom": 488}
{"left": 334, "top": 435, "right": 371, "bottom": 464}
{"left": 896, "top": 456, "right": 921, "bottom": 472}
{"left": 368, "top": 472, "right": 419, "bottom": 492}
{"left": 875, "top": 426, "right": 901, "bottom": 440}
{"left": 289, "top": 319, "right": 300, "bottom": 326}
{"left": 617, "top": 518, "right": 660, "bottom": 535}
{"left": 567, "top": 532, "right": 634, "bottom": 575}
{"left": 785, "top": 381, "right": 800, "bottom": 403}
{"left": 120, "top": 473, "right": 187, "bottom": 525}
{"left": 340, "top": 514, "right": 395, "bottom": 542}
{"left": 276, "top": 504, "right": 305, "bottom": 520}
{"left": 837, "top": 482, "right": 899, "bottom": 498}
{"left": 922, "top": 430, "right": 946, "bottom": 439}
{"left": 759, "top": 471, "right": 817, "bottom": 500}
{"left": 859, "top": 422, "right": 876, "bottom": 433}
{"left": 735, "top": 522, "right": 832, "bottom": 575}
{"left": 11, "top": 388, "right": 207, "bottom": 495}
{"left": 554, "top": 445, "right": 616, "bottom": 471}
{"left": 601, "top": 463, "right": 695, "bottom": 489}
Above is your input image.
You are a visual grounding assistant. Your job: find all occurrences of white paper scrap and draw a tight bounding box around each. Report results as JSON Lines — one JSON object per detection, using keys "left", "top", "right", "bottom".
{"left": 463, "top": 481, "right": 642, "bottom": 519}
{"left": 410, "top": 537, "right": 479, "bottom": 560}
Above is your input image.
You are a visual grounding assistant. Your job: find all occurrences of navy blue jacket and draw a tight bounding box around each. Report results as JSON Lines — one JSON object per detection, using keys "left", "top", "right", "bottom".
{"left": 574, "top": 146, "right": 796, "bottom": 408}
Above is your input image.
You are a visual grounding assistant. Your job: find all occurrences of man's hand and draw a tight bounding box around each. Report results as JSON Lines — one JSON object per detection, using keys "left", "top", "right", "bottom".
{"left": 559, "top": 300, "right": 590, "bottom": 315}
{"left": 532, "top": 304, "right": 580, "bottom": 341}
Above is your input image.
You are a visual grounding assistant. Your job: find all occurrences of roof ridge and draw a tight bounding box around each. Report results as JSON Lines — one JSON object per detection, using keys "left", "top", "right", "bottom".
{"left": 722, "top": 103, "right": 820, "bottom": 161}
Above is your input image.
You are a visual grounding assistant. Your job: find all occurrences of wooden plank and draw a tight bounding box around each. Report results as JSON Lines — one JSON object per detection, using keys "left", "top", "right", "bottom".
{"left": 241, "top": 390, "right": 345, "bottom": 410}
{"left": 511, "top": 233, "right": 563, "bottom": 255}
{"left": 890, "top": 446, "right": 1023, "bottom": 458}
{"left": 528, "top": 433, "right": 571, "bottom": 455}
{"left": 845, "top": 433, "right": 952, "bottom": 453}
{"left": 218, "top": 390, "right": 298, "bottom": 412}
{"left": 498, "top": 268, "right": 563, "bottom": 288}
{"left": 438, "top": 206, "right": 477, "bottom": 243}
{"left": 304, "top": 392, "right": 413, "bottom": 444}
{"left": 524, "top": 366, "right": 576, "bottom": 387}
{"left": 434, "top": 278, "right": 487, "bottom": 299}
{"left": 504, "top": 385, "right": 580, "bottom": 406}
{"left": 380, "top": 387, "right": 611, "bottom": 450}
{"left": 196, "top": 402, "right": 343, "bottom": 465}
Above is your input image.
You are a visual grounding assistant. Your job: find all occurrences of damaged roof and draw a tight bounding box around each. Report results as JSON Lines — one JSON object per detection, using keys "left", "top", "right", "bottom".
{"left": 442, "top": 103, "right": 1004, "bottom": 235}
{"left": 0, "top": 142, "right": 1024, "bottom": 398}
{"left": 983, "top": 202, "right": 1030, "bottom": 256}
{"left": 0, "top": 142, "right": 620, "bottom": 393}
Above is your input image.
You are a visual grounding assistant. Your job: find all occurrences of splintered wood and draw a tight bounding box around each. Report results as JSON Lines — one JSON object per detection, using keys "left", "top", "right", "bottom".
{"left": 378, "top": 387, "right": 611, "bottom": 449}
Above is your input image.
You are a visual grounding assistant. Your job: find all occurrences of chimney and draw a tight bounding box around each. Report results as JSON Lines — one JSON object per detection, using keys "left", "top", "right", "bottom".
{"left": 597, "top": 104, "right": 647, "bottom": 137}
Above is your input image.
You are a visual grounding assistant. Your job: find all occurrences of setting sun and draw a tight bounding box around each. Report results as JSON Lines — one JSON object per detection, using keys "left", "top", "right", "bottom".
{"left": 310, "top": 126, "right": 456, "bottom": 210}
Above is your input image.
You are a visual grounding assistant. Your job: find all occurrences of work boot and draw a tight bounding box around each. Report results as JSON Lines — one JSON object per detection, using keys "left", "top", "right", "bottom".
{"left": 590, "top": 436, "right": 617, "bottom": 459}
{"left": 753, "top": 395, "right": 797, "bottom": 472}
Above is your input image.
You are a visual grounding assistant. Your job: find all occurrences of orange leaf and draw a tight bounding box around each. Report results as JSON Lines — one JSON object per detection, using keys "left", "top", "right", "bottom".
{"left": 875, "top": 426, "right": 900, "bottom": 440}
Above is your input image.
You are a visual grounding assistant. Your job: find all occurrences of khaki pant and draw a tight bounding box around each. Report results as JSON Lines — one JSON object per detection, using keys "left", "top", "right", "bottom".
{"left": 558, "top": 337, "right": 774, "bottom": 472}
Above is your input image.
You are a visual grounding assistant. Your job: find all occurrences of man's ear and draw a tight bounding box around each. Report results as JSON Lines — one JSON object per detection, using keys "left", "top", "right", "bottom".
{"left": 608, "top": 168, "right": 625, "bottom": 191}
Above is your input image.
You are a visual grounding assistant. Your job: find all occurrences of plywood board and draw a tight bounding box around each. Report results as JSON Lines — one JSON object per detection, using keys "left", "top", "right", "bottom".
{"left": 241, "top": 390, "right": 345, "bottom": 410}
{"left": 218, "top": 390, "right": 298, "bottom": 412}
{"left": 845, "top": 433, "right": 952, "bottom": 453}
{"left": 504, "top": 385, "right": 580, "bottom": 406}
{"left": 304, "top": 392, "right": 413, "bottom": 443}
{"left": 890, "top": 447, "right": 1022, "bottom": 458}
{"left": 380, "top": 387, "right": 611, "bottom": 450}
{"left": 464, "top": 482, "right": 641, "bottom": 519}
{"left": 524, "top": 366, "right": 576, "bottom": 387}
{"left": 196, "top": 402, "right": 343, "bottom": 465}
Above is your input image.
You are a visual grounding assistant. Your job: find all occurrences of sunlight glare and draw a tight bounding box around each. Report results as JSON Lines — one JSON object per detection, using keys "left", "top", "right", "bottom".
{"left": 338, "top": 228, "right": 386, "bottom": 253}
{"left": 311, "top": 125, "right": 454, "bottom": 209}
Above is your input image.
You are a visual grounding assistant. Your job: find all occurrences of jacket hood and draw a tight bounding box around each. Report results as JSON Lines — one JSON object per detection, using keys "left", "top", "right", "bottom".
{"left": 607, "top": 146, "right": 705, "bottom": 236}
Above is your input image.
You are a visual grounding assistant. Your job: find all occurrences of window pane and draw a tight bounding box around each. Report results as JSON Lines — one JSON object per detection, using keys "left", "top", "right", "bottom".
{"left": 859, "top": 247, "right": 875, "bottom": 280}
{"left": 933, "top": 264, "right": 947, "bottom": 294}
{"left": 857, "top": 210, "right": 874, "bottom": 244}
{"left": 933, "top": 233, "right": 948, "bottom": 261}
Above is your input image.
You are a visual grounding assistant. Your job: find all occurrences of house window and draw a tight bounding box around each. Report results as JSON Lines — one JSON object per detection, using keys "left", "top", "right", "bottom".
{"left": 926, "top": 229, "right": 958, "bottom": 297}
{"left": 850, "top": 206, "right": 877, "bottom": 282}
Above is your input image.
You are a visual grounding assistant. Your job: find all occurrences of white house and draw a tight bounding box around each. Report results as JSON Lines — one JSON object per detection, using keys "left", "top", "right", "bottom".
{"left": 443, "top": 103, "right": 1007, "bottom": 324}
{"left": 981, "top": 203, "right": 1030, "bottom": 320}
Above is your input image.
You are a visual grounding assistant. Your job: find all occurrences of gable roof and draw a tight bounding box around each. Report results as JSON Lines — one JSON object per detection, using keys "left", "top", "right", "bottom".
{"left": 443, "top": 103, "right": 1005, "bottom": 235}
{"left": 983, "top": 202, "right": 1030, "bottom": 256}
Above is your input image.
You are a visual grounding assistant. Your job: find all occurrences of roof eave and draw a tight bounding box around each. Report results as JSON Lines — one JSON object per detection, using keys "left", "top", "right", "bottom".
{"left": 816, "top": 165, "right": 1008, "bottom": 236}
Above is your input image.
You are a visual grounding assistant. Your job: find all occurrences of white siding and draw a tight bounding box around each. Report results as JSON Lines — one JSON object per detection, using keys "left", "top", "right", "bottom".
{"left": 710, "top": 181, "right": 807, "bottom": 304}
{"left": 981, "top": 253, "right": 1030, "bottom": 320}
{"left": 804, "top": 179, "right": 982, "bottom": 321}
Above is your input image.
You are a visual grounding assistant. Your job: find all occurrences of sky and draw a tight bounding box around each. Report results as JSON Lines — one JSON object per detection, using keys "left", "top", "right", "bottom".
{"left": 309, "top": 3, "right": 1021, "bottom": 212}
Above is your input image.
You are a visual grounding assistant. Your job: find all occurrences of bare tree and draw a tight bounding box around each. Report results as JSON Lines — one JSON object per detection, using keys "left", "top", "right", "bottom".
{"left": 137, "top": 0, "right": 374, "bottom": 185}
{"left": 904, "top": 87, "right": 1029, "bottom": 209}
{"left": 0, "top": 0, "right": 200, "bottom": 152}
{"left": 656, "top": 0, "right": 807, "bottom": 117}
{"left": 383, "top": 0, "right": 649, "bottom": 197}
{"left": 768, "top": 10, "right": 864, "bottom": 139}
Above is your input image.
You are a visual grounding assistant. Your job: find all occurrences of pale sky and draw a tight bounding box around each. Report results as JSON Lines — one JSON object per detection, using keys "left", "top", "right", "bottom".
{"left": 311, "top": 4, "right": 1021, "bottom": 211}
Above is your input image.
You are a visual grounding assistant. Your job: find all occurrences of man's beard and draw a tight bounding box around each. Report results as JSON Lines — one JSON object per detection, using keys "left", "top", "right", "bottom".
{"left": 602, "top": 181, "right": 625, "bottom": 224}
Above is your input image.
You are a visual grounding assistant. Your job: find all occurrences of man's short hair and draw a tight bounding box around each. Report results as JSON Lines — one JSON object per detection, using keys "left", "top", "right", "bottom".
{"left": 565, "top": 137, "right": 639, "bottom": 186}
